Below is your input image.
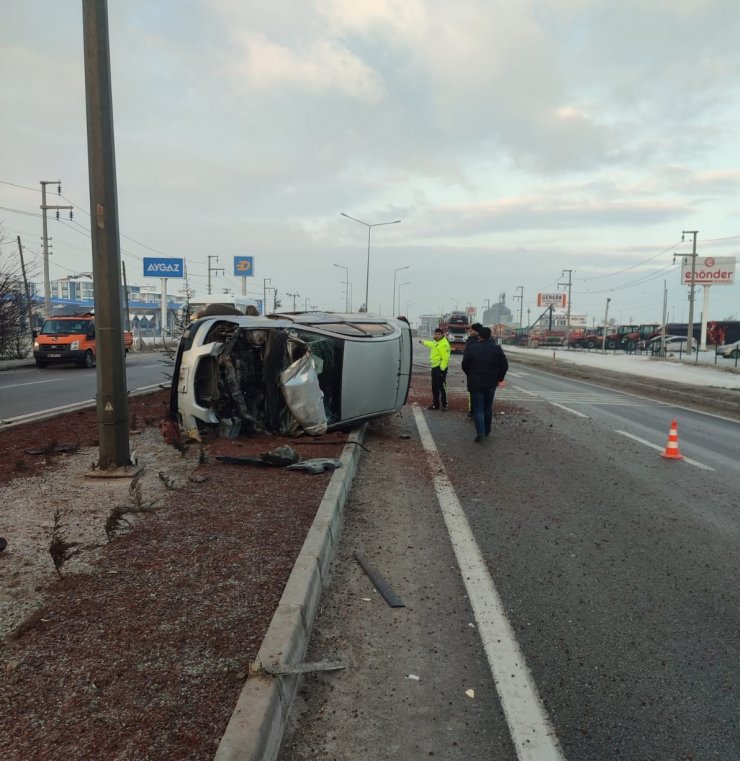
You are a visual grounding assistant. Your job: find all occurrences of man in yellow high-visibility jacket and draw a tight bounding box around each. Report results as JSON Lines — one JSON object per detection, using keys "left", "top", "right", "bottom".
{"left": 420, "top": 328, "right": 451, "bottom": 410}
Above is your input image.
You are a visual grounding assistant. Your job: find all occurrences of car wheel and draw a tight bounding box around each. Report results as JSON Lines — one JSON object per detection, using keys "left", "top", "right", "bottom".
{"left": 732, "top": 349, "right": 740, "bottom": 359}
{"left": 606, "top": 340, "right": 617, "bottom": 350}
{"left": 79, "top": 350, "right": 95, "bottom": 368}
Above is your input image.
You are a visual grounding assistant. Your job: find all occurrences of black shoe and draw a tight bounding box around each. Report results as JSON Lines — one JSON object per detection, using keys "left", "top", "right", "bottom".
{"left": 427, "top": 405, "right": 439, "bottom": 410}
{"left": 474, "top": 434, "right": 485, "bottom": 442}
{"left": 442, "top": 405, "right": 448, "bottom": 411}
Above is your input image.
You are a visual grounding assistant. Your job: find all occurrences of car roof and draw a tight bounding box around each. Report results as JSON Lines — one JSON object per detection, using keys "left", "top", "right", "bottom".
{"left": 195, "top": 311, "right": 401, "bottom": 328}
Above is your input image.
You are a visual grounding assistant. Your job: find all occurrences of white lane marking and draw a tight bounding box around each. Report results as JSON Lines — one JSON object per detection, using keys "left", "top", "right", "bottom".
{"left": 413, "top": 405, "right": 565, "bottom": 761}
{"left": 615, "top": 430, "right": 715, "bottom": 471}
{"left": 550, "top": 401, "right": 589, "bottom": 418}
{"left": 512, "top": 385, "right": 538, "bottom": 396}
{"left": 1, "top": 378, "right": 61, "bottom": 389}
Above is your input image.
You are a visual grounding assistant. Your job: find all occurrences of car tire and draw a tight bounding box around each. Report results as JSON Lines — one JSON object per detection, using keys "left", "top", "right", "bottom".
{"left": 79, "top": 350, "right": 95, "bottom": 368}
{"left": 606, "top": 340, "right": 617, "bottom": 350}
{"left": 731, "top": 349, "right": 740, "bottom": 359}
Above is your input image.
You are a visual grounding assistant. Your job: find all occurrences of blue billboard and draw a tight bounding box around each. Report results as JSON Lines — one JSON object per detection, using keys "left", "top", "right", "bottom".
{"left": 143, "top": 257, "right": 184, "bottom": 278}
{"left": 234, "top": 256, "right": 254, "bottom": 277}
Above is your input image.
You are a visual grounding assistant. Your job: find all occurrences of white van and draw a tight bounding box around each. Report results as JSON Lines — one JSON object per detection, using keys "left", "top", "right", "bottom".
{"left": 170, "top": 312, "right": 412, "bottom": 437}
{"left": 188, "top": 294, "right": 263, "bottom": 317}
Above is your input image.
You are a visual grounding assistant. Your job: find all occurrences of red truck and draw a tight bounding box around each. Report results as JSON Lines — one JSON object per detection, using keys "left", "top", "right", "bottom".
{"left": 33, "top": 313, "right": 133, "bottom": 368}
{"left": 440, "top": 311, "right": 470, "bottom": 353}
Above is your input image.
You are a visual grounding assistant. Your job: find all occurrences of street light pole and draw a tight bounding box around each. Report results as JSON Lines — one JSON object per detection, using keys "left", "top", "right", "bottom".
{"left": 397, "top": 281, "right": 410, "bottom": 314}
{"left": 392, "top": 265, "right": 409, "bottom": 315}
{"left": 333, "top": 264, "right": 349, "bottom": 311}
{"left": 341, "top": 212, "right": 401, "bottom": 312}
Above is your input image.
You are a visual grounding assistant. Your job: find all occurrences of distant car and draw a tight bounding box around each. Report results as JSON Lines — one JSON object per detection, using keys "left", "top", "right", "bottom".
{"left": 716, "top": 339, "right": 740, "bottom": 359}
{"left": 647, "top": 335, "right": 697, "bottom": 355}
{"left": 170, "top": 312, "right": 412, "bottom": 437}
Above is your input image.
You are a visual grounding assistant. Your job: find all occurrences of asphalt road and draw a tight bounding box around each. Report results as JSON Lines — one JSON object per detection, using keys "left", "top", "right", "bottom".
{"left": 279, "top": 358, "right": 740, "bottom": 761}
{"left": 0, "top": 353, "right": 171, "bottom": 422}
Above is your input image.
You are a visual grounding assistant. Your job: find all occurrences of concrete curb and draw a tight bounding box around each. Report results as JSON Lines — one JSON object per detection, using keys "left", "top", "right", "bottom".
{"left": 214, "top": 423, "right": 368, "bottom": 761}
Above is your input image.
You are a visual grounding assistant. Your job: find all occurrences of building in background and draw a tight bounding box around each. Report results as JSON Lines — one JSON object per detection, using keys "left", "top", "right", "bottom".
{"left": 483, "top": 293, "right": 513, "bottom": 326}
{"left": 34, "top": 275, "right": 189, "bottom": 336}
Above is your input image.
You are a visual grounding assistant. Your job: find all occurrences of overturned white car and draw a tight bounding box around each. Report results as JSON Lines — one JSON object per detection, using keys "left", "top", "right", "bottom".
{"left": 170, "top": 312, "right": 412, "bottom": 437}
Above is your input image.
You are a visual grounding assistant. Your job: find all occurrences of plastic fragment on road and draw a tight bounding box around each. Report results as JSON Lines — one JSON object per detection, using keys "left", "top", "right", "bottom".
{"left": 406, "top": 674, "right": 420, "bottom": 681}
{"left": 286, "top": 458, "right": 342, "bottom": 475}
{"left": 259, "top": 444, "right": 300, "bottom": 466}
{"left": 465, "top": 689, "right": 475, "bottom": 698}
{"left": 261, "top": 659, "right": 345, "bottom": 676}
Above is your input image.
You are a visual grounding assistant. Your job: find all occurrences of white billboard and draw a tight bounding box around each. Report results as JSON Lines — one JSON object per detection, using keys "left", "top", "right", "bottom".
{"left": 537, "top": 292, "right": 567, "bottom": 308}
{"left": 680, "top": 256, "right": 735, "bottom": 285}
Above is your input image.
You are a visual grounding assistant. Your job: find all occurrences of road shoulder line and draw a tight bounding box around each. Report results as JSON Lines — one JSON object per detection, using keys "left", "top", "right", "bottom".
{"left": 412, "top": 404, "right": 565, "bottom": 761}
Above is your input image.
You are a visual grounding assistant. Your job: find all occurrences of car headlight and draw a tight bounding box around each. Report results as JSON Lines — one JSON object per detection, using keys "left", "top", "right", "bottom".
{"left": 70, "top": 340, "right": 80, "bottom": 351}
{"left": 33, "top": 340, "right": 39, "bottom": 351}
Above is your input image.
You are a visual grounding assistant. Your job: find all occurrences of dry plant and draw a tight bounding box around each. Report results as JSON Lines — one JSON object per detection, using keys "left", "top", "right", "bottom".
{"left": 158, "top": 471, "right": 178, "bottom": 490}
{"left": 48, "top": 508, "right": 81, "bottom": 578}
{"left": 104, "top": 469, "right": 155, "bottom": 541}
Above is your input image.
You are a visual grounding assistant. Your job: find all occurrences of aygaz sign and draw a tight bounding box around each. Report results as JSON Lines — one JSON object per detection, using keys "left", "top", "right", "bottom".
{"left": 143, "top": 257, "right": 184, "bottom": 278}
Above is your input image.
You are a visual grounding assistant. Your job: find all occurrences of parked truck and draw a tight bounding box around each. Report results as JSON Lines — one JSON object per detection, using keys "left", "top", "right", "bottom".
{"left": 33, "top": 313, "right": 133, "bottom": 368}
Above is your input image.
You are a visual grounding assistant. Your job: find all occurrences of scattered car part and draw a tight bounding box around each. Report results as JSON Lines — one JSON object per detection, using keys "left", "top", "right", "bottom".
{"left": 354, "top": 550, "right": 405, "bottom": 608}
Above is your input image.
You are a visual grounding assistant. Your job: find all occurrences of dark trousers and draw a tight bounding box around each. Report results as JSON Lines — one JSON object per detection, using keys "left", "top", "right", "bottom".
{"left": 470, "top": 386, "right": 496, "bottom": 436}
{"left": 431, "top": 367, "right": 448, "bottom": 408}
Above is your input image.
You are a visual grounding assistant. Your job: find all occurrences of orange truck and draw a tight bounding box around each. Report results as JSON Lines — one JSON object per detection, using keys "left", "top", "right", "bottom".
{"left": 33, "top": 313, "right": 133, "bottom": 369}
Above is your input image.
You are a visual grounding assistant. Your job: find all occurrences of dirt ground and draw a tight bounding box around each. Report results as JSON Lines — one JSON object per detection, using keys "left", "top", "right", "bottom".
{"left": 0, "top": 388, "right": 348, "bottom": 760}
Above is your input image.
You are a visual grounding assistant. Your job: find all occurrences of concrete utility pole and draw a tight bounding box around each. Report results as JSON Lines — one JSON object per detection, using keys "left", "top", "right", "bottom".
{"left": 286, "top": 291, "right": 299, "bottom": 312}
{"left": 681, "top": 230, "right": 699, "bottom": 352}
{"left": 207, "top": 255, "right": 224, "bottom": 295}
{"left": 513, "top": 286, "right": 524, "bottom": 328}
{"left": 82, "top": 0, "right": 130, "bottom": 469}
{"left": 40, "top": 181, "right": 73, "bottom": 318}
{"left": 601, "top": 297, "right": 611, "bottom": 352}
{"left": 263, "top": 278, "right": 271, "bottom": 314}
{"left": 559, "top": 269, "right": 573, "bottom": 341}
{"left": 16, "top": 237, "right": 35, "bottom": 342}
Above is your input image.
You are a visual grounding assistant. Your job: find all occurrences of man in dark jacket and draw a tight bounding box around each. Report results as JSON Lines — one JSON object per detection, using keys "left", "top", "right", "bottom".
{"left": 464, "top": 323, "right": 483, "bottom": 418}
{"left": 461, "top": 326, "right": 508, "bottom": 442}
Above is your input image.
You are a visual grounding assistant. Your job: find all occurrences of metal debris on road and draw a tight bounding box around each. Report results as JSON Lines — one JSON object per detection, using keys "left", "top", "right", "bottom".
{"left": 354, "top": 550, "right": 405, "bottom": 608}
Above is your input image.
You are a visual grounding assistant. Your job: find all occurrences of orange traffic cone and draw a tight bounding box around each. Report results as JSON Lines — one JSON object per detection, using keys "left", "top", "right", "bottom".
{"left": 661, "top": 419, "right": 684, "bottom": 460}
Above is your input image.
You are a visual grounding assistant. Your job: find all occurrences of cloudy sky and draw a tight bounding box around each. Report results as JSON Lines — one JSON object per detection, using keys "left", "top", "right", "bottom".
{"left": 2, "top": 0, "right": 739, "bottom": 326}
